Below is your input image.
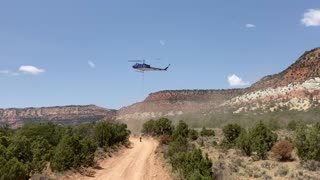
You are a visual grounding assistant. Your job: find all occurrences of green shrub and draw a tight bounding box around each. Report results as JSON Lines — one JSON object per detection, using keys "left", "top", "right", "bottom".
{"left": 0, "top": 121, "right": 130, "bottom": 176}
{"left": 0, "top": 144, "right": 8, "bottom": 159}
{"left": 170, "top": 149, "right": 213, "bottom": 180}
{"left": 16, "top": 122, "right": 65, "bottom": 146}
{"left": 30, "top": 137, "right": 52, "bottom": 173}
{"left": 0, "top": 124, "right": 12, "bottom": 137}
{"left": 306, "top": 123, "right": 320, "bottom": 161}
{"left": 250, "top": 122, "right": 278, "bottom": 159}
{"left": 222, "top": 124, "right": 242, "bottom": 144}
{"left": 0, "top": 136, "right": 10, "bottom": 148}
{"left": 94, "top": 122, "right": 113, "bottom": 147}
{"left": 79, "top": 137, "right": 97, "bottom": 167}
{"left": 295, "top": 122, "right": 320, "bottom": 161}
{"left": 51, "top": 135, "right": 83, "bottom": 171}
{"left": 93, "top": 122, "right": 130, "bottom": 148}
{"left": 145, "top": 119, "right": 215, "bottom": 179}
{"left": 142, "top": 118, "right": 173, "bottom": 136}
{"left": 168, "top": 135, "right": 188, "bottom": 157}
{"left": 236, "top": 130, "right": 252, "bottom": 156}
{"left": 189, "top": 170, "right": 212, "bottom": 180}
{"left": 188, "top": 129, "right": 199, "bottom": 141}
{"left": 295, "top": 123, "right": 308, "bottom": 159}
{"left": 52, "top": 135, "right": 96, "bottom": 171}
{"left": 0, "top": 156, "right": 5, "bottom": 171}
{"left": 7, "top": 135, "right": 33, "bottom": 164}
{"left": 142, "top": 119, "right": 156, "bottom": 135}
{"left": 155, "top": 118, "right": 174, "bottom": 135}
{"left": 112, "top": 123, "right": 130, "bottom": 144}
{"left": 72, "top": 123, "right": 95, "bottom": 139}
{"left": 287, "top": 120, "right": 298, "bottom": 131}
{"left": 172, "top": 120, "right": 189, "bottom": 140}
{"left": 200, "top": 127, "right": 215, "bottom": 137}
{"left": 0, "top": 158, "right": 29, "bottom": 180}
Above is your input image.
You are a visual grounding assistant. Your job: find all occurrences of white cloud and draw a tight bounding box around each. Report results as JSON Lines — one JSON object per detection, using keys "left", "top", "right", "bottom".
{"left": 19, "top": 65, "right": 45, "bottom": 75}
{"left": 245, "top": 24, "right": 256, "bottom": 28}
{"left": 228, "top": 74, "right": 250, "bottom": 87}
{"left": 10, "top": 72, "right": 20, "bottom": 76}
{"left": 301, "top": 9, "right": 320, "bottom": 27}
{"left": 0, "top": 70, "right": 19, "bottom": 76}
{"left": 160, "top": 40, "right": 166, "bottom": 46}
{"left": 88, "top": 61, "right": 95, "bottom": 68}
{"left": 0, "top": 70, "right": 10, "bottom": 74}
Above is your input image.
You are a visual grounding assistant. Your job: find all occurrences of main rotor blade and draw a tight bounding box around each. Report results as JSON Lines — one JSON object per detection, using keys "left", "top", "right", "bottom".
{"left": 128, "top": 60, "right": 144, "bottom": 62}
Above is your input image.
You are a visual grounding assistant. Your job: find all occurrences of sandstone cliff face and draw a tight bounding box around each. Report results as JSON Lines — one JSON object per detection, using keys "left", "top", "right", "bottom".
{"left": 0, "top": 105, "right": 116, "bottom": 127}
{"left": 225, "top": 78, "right": 320, "bottom": 113}
{"left": 118, "top": 48, "right": 320, "bottom": 120}
{"left": 3, "top": 48, "right": 320, "bottom": 125}
{"left": 117, "top": 89, "right": 246, "bottom": 120}
{"left": 223, "top": 48, "right": 320, "bottom": 113}
{"left": 250, "top": 48, "right": 320, "bottom": 91}
{"left": 145, "top": 89, "right": 246, "bottom": 102}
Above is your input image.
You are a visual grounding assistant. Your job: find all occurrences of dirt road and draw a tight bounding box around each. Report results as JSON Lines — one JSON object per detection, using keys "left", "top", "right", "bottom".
{"left": 71, "top": 137, "right": 172, "bottom": 180}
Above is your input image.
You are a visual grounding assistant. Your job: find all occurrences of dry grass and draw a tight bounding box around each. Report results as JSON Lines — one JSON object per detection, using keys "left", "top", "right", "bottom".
{"left": 195, "top": 128, "right": 320, "bottom": 180}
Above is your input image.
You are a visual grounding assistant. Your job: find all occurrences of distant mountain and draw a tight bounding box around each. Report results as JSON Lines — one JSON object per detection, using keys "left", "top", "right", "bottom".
{"left": 250, "top": 48, "right": 320, "bottom": 91}
{"left": 118, "top": 48, "right": 320, "bottom": 121}
{"left": 2, "top": 48, "right": 320, "bottom": 128}
{"left": 226, "top": 48, "right": 320, "bottom": 113}
{"left": 0, "top": 105, "right": 116, "bottom": 128}
{"left": 117, "top": 89, "right": 246, "bottom": 120}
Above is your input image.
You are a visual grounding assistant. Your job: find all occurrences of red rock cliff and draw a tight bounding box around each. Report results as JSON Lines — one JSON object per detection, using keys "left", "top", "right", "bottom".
{"left": 0, "top": 105, "right": 116, "bottom": 127}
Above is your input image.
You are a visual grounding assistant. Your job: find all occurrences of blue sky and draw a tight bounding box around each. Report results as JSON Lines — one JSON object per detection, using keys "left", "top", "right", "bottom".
{"left": 0, "top": 0, "right": 320, "bottom": 109}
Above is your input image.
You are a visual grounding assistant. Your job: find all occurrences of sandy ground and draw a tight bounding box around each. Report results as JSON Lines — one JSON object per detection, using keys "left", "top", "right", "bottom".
{"left": 68, "top": 137, "right": 172, "bottom": 180}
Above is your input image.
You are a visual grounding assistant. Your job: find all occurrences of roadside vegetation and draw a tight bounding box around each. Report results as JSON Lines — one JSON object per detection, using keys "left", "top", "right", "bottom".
{"left": 224, "top": 121, "right": 319, "bottom": 163}
{"left": 142, "top": 118, "right": 213, "bottom": 180}
{"left": 202, "top": 121, "right": 320, "bottom": 179}
{"left": 175, "top": 108, "right": 320, "bottom": 130}
{"left": 143, "top": 118, "right": 320, "bottom": 179}
{"left": 0, "top": 121, "right": 130, "bottom": 180}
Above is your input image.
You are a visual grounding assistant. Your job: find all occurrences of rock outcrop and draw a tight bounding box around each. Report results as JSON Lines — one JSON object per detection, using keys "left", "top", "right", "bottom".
{"left": 117, "top": 89, "right": 247, "bottom": 120}
{"left": 118, "top": 48, "right": 320, "bottom": 120}
{"left": 2, "top": 48, "right": 320, "bottom": 126}
{"left": 250, "top": 48, "right": 320, "bottom": 91}
{"left": 0, "top": 105, "right": 116, "bottom": 127}
{"left": 225, "top": 48, "right": 320, "bottom": 113}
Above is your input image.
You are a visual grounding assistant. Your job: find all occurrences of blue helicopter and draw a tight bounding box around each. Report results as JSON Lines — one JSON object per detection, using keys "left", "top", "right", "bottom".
{"left": 129, "top": 60, "right": 170, "bottom": 72}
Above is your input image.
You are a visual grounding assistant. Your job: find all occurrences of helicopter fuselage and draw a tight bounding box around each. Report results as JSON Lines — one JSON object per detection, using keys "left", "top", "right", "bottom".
{"left": 132, "top": 63, "right": 170, "bottom": 71}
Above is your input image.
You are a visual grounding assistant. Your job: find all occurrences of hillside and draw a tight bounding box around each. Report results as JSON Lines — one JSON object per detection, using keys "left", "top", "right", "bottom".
{"left": 118, "top": 48, "right": 320, "bottom": 121}
{"left": 250, "top": 48, "right": 320, "bottom": 91}
{"left": 1, "top": 48, "right": 320, "bottom": 128}
{"left": 117, "top": 89, "right": 246, "bottom": 120}
{"left": 225, "top": 48, "right": 320, "bottom": 113}
{"left": 0, "top": 105, "right": 116, "bottom": 127}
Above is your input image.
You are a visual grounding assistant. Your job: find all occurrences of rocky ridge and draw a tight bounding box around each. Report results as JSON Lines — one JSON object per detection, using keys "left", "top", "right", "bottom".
{"left": 118, "top": 48, "right": 320, "bottom": 120}
{"left": 0, "top": 105, "right": 116, "bottom": 127}
{"left": 117, "top": 89, "right": 246, "bottom": 120}
{"left": 249, "top": 48, "right": 320, "bottom": 91}
{"left": 225, "top": 48, "right": 320, "bottom": 113}
{"left": 2, "top": 48, "right": 320, "bottom": 126}
{"left": 225, "top": 78, "right": 320, "bottom": 113}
